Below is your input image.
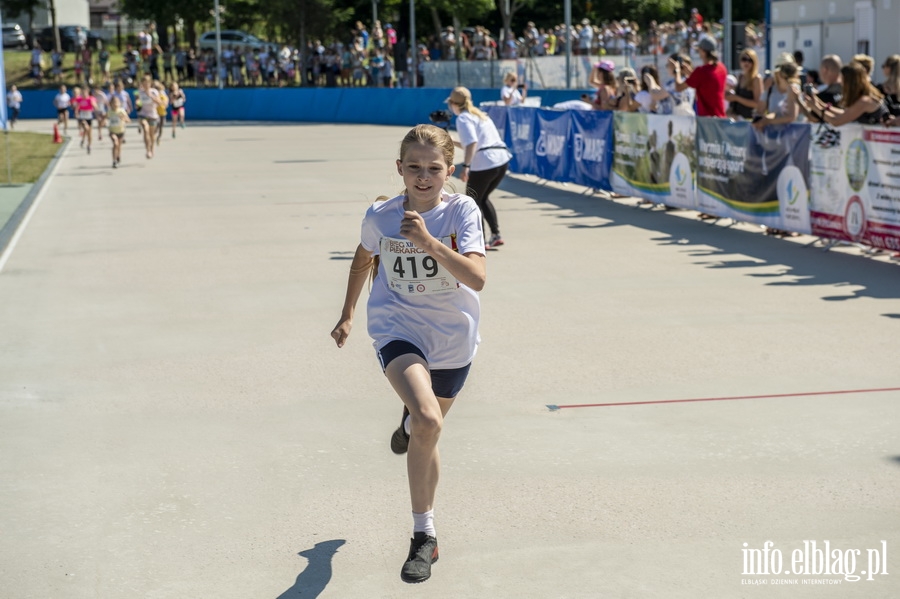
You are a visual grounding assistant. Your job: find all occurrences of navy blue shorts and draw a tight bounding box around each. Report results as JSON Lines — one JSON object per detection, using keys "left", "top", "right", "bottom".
{"left": 377, "top": 340, "right": 471, "bottom": 399}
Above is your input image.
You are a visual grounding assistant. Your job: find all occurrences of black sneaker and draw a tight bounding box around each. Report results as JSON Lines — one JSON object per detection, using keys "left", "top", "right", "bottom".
{"left": 400, "top": 532, "right": 439, "bottom": 583}
{"left": 390, "top": 406, "right": 410, "bottom": 454}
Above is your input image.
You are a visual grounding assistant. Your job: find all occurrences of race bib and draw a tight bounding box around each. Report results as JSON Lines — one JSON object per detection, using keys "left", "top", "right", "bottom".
{"left": 380, "top": 236, "right": 458, "bottom": 296}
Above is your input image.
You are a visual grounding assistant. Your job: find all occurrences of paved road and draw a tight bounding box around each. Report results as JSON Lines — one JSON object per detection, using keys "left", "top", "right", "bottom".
{"left": 1, "top": 120, "right": 898, "bottom": 598}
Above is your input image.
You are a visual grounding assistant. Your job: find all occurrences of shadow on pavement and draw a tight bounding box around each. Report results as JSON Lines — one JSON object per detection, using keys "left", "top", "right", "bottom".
{"left": 497, "top": 176, "right": 900, "bottom": 310}
{"left": 276, "top": 539, "right": 346, "bottom": 599}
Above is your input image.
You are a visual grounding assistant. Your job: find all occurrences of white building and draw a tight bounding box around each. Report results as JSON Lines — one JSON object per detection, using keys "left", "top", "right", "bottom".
{"left": 769, "top": 0, "right": 893, "bottom": 69}
{"left": 5, "top": 0, "right": 90, "bottom": 31}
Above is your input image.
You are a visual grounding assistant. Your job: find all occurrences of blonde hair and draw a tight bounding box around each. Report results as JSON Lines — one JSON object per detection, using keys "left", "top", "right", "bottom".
{"left": 451, "top": 93, "right": 488, "bottom": 120}
{"left": 739, "top": 48, "right": 759, "bottom": 82}
{"left": 503, "top": 72, "right": 518, "bottom": 86}
{"left": 775, "top": 62, "right": 800, "bottom": 87}
{"left": 852, "top": 54, "right": 875, "bottom": 76}
{"left": 399, "top": 124, "right": 455, "bottom": 167}
{"left": 882, "top": 54, "right": 900, "bottom": 95}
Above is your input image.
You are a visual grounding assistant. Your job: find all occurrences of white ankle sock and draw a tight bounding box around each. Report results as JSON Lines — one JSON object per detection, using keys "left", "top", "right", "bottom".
{"left": 412, "top": 509, "right": 435, "bottom": 537}
{"left": 403, "top": 414, "right": 411, "bottom": 436}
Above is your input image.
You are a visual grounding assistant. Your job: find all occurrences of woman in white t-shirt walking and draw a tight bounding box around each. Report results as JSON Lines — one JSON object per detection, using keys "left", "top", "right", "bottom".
{"left": 331, "top": 124, "right": 486, "bottom": 584}
{"left": 447, "top": 86, "right": 511, "bottom": 248}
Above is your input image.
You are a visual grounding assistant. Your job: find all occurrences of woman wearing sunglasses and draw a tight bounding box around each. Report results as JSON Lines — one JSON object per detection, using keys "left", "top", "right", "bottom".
{"left": 726, "top": 49, "right": 764, "bottom": 120}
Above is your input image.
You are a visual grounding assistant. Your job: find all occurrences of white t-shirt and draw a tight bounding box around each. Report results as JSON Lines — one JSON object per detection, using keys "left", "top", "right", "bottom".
{"left": 361, "top": 192, "right": 485, "bottom": 369}
{"left": 54, "top": 93, "right": 71, "bottom": 109}
{"left": 7, "top": 91, "right": 22, "bottom": 109}
{"left": 455, "top": 111, "right": 510, "bottom": 172}
{"left": 634, "top": 90, "right": 654, "bottom": 113}
{"left": 500, "top": 84, "right": 523, "bottom": 106}
{"left": 137, "top": 88, "right": 160, "bottom": 119}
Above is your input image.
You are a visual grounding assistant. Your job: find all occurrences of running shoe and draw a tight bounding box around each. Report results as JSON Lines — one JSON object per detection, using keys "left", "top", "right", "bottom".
{"left": 487, "top": 234, "right": 504, "bottom": 248}
{"left": 390, "top": 406, "right": 410, "bottom": 454}
{"left": 112, "top": 161, "right": 117, "bottom": 169}
{"left": 400, "top": 532, "right": 439, "bottom": 583}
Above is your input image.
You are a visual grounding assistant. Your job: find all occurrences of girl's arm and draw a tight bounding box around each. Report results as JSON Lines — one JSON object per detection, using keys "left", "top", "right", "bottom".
{"left": 824, "top": 97, "right": 876, "bottom": 127}
{"left": 400, "top": 211, "right": 486, "bottom": 291}
{"left": 754, "top": 86, "right": 801, "bottom": 129}
{"left": 752, "top": 75, "right": 765, "bottom": 113}
{"left": 458, "top": 141, "right": 477, "bottom": 182}
{"left": 331, "top": 243, "right": 376, "bottom": 347}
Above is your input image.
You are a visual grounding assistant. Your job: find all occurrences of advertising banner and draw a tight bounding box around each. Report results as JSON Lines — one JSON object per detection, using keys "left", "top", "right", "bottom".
{"left": 610, "top": 113, "right": 697, "bottom": 209}
{"left": 533, "top": 109, "right": 572, "bottom": 182}
{"left": 502, "top": 107, "right": 538, "bottom": 174}
{"left": 695, "top": 119, "right": 811, "bottom": 231}
{"left": 809, "top": 125, "right": 900, "bottom": 249}
{"left": 567, "top": 109, "right": 614, "bottom": 191}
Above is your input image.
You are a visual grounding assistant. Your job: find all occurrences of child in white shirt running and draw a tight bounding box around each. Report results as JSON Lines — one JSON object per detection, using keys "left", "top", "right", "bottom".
{"left": 331, "top": 124, "right": 486, "bottom": 584}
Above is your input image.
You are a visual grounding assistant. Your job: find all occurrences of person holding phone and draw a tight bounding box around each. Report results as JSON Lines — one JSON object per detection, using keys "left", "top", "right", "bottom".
{"left": 671, "top": 37, "right": 726, "bottom": 117}
{"left": 500, "top": 72, "right": 526, "bottom": 106}
{"left": 610, "top": 67, "right": 640, "bottom": 112}
{"left": 797, "top": 62, "right": 889, "bottom": 126}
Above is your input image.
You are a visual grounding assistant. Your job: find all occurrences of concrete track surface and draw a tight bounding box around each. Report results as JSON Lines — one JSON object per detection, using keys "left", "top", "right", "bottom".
{"left": 1, "top": 120, "right": 898, "bottom": 598}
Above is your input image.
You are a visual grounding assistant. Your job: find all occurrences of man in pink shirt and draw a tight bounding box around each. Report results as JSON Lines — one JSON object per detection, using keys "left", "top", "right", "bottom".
{"left": 672, "top": 36, "right": 726, "bottom": 117}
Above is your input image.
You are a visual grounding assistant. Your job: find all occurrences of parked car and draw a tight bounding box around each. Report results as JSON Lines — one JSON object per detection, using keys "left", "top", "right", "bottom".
{"left": 34, "top": 25, "right": 102, "bottom": 52}
{"left": 2, "top": 22, "right": 27, "bottom": 48}
{"left": 198, "top": 30, "right": 268, "bottom": 52}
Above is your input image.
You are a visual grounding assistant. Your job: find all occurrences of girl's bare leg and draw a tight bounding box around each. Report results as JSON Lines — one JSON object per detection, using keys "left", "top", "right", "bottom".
{"left": 384, "top": 354, "right": 455, "bottom": 513}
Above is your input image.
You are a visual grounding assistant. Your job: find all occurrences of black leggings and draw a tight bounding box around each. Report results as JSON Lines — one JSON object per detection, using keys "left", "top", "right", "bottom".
{"left": 466, "top": 162, "right": 508, "bottom": 237}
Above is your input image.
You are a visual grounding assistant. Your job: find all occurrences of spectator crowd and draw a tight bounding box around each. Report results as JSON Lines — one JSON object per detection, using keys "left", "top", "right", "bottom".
{"left": 18, "top": 9, "right": 764, "bottom": 90}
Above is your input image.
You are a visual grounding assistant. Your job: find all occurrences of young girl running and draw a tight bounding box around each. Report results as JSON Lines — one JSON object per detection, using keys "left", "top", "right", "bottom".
{"left": 331, "top": 124, "right": 486, "bottom": 584}
{"left": 135, "top": 75, "right": 161, "bottom": 159}
{"left": 169, "top": 82, "right": 186, "bottom": 137}
{"left": 154, "top": 81, "right": 169, "bottom": 146}
{"left": 107, "top": 96, "right": 130, "bottom": 168}
{"left": 72, "top": 86, "right": 97, "bottom": 154}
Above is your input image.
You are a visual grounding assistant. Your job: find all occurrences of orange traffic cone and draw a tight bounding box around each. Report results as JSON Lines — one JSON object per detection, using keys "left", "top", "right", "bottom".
{"left": 52, "top": 124, "right": 62, "bottom": 144}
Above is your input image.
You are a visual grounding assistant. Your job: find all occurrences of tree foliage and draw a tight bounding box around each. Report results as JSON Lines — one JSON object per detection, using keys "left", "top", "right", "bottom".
{"left": 117, "top": 0, "right": 765, "bottom": 49}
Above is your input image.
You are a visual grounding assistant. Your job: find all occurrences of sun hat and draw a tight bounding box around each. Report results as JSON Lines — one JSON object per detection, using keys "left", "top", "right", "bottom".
{"left": 595, "top": 59, "right": 615, "bottom": 72}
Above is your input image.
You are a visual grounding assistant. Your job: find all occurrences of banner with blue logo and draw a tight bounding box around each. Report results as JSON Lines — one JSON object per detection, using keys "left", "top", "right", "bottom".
{"left": 503, "top": 107, "right": 538, "bottom": 174}
{"left": 533, "top": 109, "right": 572, "bottom": 182}
{"left": 485, "top": 105, "right": 508, "bottom": 145}
{"left": 611, "top": 113, "right": 697, "bottom": 209}
{"left": 567, "top": 110, "right": 614, "bottom": 191}
{"left": 695, "top": 118, "right": 811, "bottom": 231}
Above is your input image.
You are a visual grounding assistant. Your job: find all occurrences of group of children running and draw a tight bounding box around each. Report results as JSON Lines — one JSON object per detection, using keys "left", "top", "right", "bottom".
{"left": 53, "top": 75, "right": 187, "bottom": 168}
